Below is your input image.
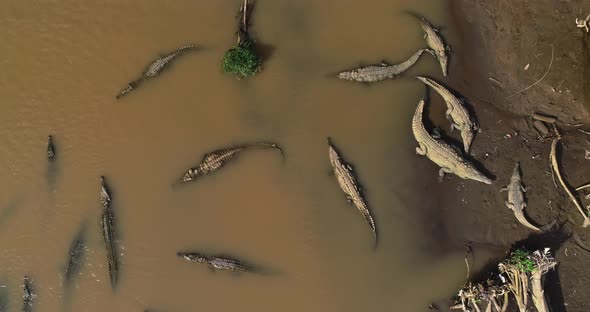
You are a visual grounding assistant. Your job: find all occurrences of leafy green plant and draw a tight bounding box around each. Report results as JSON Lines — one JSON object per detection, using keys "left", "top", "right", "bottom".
{"left": 221, "top": 40, "right": 262, "bottom": 78}
{"left": 509, "top": 249, "right": 537, "bottom": 273}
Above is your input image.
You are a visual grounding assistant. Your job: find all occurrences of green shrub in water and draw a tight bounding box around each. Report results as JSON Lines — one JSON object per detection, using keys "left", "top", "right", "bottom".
{"left": 509, "top": 249, "right": 536, "bottom": 273}
{"left": 221, "top": 40, "right": 262, "bottom": 78}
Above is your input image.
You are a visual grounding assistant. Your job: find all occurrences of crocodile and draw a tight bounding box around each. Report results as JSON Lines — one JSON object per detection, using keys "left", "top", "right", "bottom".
{"left": 337, "top": 48, "right": 430, "bottom": 82}
{"left": 412, "top": 98, "right": 492, "bottom": 184}
{"left": 64, "top": 226, "right": 86, "bottom": 284}
{"left": 414, "top": 14, "right": 450, "bottom": 76}
{"left": 23, "top": 275, "right": 34, "bottom": 312}
{"left": 99, "top": 176, "right": 119, "bottom": 288}
{"left": 116, "top": 44, "right": 198, "bottom": 99}
{"left": 100, "top": 176, "right": 112, "bottom": 209}
{"left": 416, "top": 76, "right": 477, "bottom": 153}
{"left": 47, "top": 135, "right": 55, "bottom": 161}
{"left": 501, "top": 162, "right": 540, "bottom": 231}
{"left": 177, "top": 252, "right": 253, "bottom": 272}
{"left": 327, "top": 138, "right": 377, "bottom": 242}
{"left": 179, "top": 142, "right": 283, "bottom": 183}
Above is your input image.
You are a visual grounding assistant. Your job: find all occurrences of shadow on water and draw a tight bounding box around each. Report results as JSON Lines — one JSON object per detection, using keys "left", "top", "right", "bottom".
{"left": 0, "top": 197, "right": 21, "bottom": 231}
{"left": 0, "top": 280, "right": 8, "bottom": 312}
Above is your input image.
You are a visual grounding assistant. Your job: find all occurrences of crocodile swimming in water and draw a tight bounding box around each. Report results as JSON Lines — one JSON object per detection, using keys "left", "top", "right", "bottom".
{"left": 179, "top": 142, "right": 283, "bottom": 184}
{"left": 501, "top": 162, "right": 540, "bottom": 231}
{"left": 99, "top": 176, "right": 119, "bottom": 288}
{"left": 116, "top": 44, "right": 198, "bottom": 99}
{"left": 337, "top": 48, "right": 430, "bottom": 82}
{"left": 64, "top": 226, "right": 86, "bottom": 284}
{"left": 413, "top": 14, "right": 450, "bottom": 76}
{"left": 412, "top": 98, "right": 492, "bottom": 184}
{"left": 416, "top": 76, "right": 477, "bottom": 153}
{"left": 47, "top": 135, "right": 55, "bottom": 161}
{"left": 23, "top": 275, "right": 34, "bottom": 312}
{"left": 327, "top": 138, "right": 377, "bottom": 242}
{"left": 177, "top": 252, "right": 254, "bottom": 273}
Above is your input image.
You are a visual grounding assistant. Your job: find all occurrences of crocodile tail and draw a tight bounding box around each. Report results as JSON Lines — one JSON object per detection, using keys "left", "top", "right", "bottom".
{"left": 176, "top": 44, "right": 199, "bottom": 54}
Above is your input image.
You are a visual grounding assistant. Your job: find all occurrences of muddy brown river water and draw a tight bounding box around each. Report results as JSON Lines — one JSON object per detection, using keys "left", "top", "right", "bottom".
{"left": 0, "top": 1, "right": 502, "bottom": 311}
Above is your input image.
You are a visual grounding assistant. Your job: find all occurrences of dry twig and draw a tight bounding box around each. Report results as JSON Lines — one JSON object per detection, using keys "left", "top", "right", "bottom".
{"left": 506, "top": 45, "right": 554, "bottom": 100}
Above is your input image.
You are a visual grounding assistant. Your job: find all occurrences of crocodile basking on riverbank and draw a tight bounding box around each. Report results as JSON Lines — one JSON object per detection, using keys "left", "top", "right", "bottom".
{"left": 412, "top": 98, "right": 492, "bottom": 184}
{"left": 501, "top": 162, "right": 540, "bottom": 231}
{"left": 116, "top": 44, "right": 198, "bottom": 99}
{"left": 413, "top": 14, "right": 450, "bottom": 76}
{"left": 417, "top": 76, "right": 477, "bottom": 153}
{"left": 327, "top": 138, "right": 377, "bottom": 242}
{"left": 337, "top": 48, "right": 429, "bottom": 82}
{"left": 99, "top": 176, "right": 119, "bottom": 288}
{"left": 179, "top": 142, "right": 283, "bottom": 184}
{"left": 177, "top": 252, "right": 255, "bottom": 273}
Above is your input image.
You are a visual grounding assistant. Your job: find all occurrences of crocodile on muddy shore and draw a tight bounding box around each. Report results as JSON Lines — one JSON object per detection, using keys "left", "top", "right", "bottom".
{"left": 411, "top": 13, "right": 450, "bottom": 76}
{"left": 337, "top": 48, "right": 430, "bottom": 82}
{"left": 416, "top": 76, "right": 477, "bottom": 153}
{"left": 327, "top": 138, "right": 377, "bottom": 244}
{"left": 412, "top": 97, "right": 492, "bottom": 184}
{"left": 116, "top": 44, "right": 199, "bottom": 99}
{"left": 501, "top": 162, "right": 541, "bottom": 232}
{"left": 177, "top": 252, "right": 258, "bottom": 273}
{"left": 178, "top": 142, "right": 283, "bottom": 184}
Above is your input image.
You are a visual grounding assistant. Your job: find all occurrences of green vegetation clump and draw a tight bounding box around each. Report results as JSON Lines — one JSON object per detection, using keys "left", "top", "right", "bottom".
{"left": 509, "top": 249, "right": 536, "bottom": 273}
{"left": 221, "top": 40, "right": 262, "bottom": 78}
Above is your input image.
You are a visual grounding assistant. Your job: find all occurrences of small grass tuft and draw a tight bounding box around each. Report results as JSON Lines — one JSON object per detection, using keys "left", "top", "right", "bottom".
{"left": 509, "top": 249, "right": 537, "bottom": 273}
{"left": 221, "top": 40, "right": 262, "bottom": 78}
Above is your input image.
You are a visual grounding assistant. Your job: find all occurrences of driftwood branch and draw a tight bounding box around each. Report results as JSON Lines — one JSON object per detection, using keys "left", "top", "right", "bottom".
{"left": 549, "top": 124, "right": 590, "bottom": 227}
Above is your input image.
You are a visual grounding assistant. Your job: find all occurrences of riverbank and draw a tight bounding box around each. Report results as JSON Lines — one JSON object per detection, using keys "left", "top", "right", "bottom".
{"left": 437, "top": 1, "right": 590, "bottom": 311}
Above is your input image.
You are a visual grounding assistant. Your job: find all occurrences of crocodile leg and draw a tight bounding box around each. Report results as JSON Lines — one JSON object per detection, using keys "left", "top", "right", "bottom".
{"left": 416, "top": 144, "right": 427, "bottom": 155}
{"left": 505, "top": 201, "right": 514, "bottom": 210}
{"left": 438, "top": 167, "right": 450, "bottom": 182}
{"left": 500, "top": 186, "right": 508, "bottom": 192}
{"left": 520, "top": 184, "right": 527, "bottom": 192}
{"left": 450, "top": 122, "right": 460, "bottom": 132}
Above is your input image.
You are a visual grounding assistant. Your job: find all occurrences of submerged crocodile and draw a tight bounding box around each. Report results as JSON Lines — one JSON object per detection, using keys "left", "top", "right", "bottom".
{"left": 416, "top": 76, "right": 477, "bottom": 153}
{"left": 501, "top": 162, "right": 540, "bottom": 231}
{"left": 99, "top": 176, "right": 119, "bottom": 288}
{"left": 179, "top": 142, "right": 283, "bottom": 183}
{"left": 412, "top": 98, "right": 492, "bottom": 184}
{"left": 64, "top": 226, "right": 86, "bottom": 284}
{"left": 337, "top": 48, "right": 429, "bottom": 82}
{"left": 23, "top": 275, "right": 34, "bottom": 312}
{"left": 100, "top": 176, "right": 112, "bottom": 209}
{"left": 414, "top": 15, "right": 450, "bottom": 76}
{"left": 47, "top": 135, "right": 55, "bottom": 161}
{"left": 177, "top": 252, "right": 254, "bottom": 273}
{"left": 327, "top": 138, "right": 377, "bottom": 242}
{"left": 116, "top": 44, "right": 198, "bottom": 99}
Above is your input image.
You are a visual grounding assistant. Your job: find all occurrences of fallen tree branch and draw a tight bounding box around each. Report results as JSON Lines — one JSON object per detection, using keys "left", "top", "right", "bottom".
{"left": 550, "top": 124, "right": 590, "bottom": 227}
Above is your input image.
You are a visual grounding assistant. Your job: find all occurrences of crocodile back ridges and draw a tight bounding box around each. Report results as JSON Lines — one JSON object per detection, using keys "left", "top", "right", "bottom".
{"left": 412, "top": 99, "right": 464, "bottom": 165}
{"left": 143, "top": 44, "right": 199, "bottom": 77}
{"left": 337, "top": 49, "right": 427, "bottom": 82}
{"left": 101, "top": 208, "right": 119, "bottom": 287}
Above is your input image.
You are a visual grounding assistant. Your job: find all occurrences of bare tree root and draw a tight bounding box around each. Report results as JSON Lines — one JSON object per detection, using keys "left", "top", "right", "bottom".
{"left": 530, "top": 249, "right": 557, "bottom": 312}
{"left": 499, "top": 263, "right": 529, "bottom": 312}
{"left": 549, "top": 125, "right": 590, "bottom": 227}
